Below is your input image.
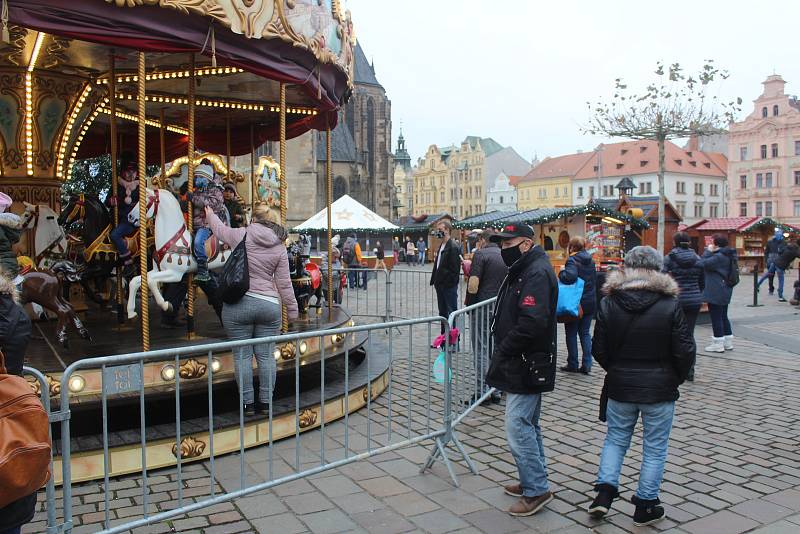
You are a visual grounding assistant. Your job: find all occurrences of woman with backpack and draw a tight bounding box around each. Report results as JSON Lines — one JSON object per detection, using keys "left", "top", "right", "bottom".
{"left": 698, "top": 234, "right": 737, "bottom": 353}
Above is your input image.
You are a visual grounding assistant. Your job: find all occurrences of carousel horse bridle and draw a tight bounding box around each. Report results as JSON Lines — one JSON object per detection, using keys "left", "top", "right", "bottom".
{"left": 25, "top": 204, "right": 67, "bottom": 264}
{"left": 147, "top": 189, "right": 190, "bottom": 265}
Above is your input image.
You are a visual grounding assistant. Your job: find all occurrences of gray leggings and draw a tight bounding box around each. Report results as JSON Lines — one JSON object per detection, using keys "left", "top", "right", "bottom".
{"left": 222, "top": 295, "right": 281, "bottom": 404}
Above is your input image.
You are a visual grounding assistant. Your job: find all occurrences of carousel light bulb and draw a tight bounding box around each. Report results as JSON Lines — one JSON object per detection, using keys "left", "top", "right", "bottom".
{"left": 211, "top": 358, "right": 222, "bottom": 372}
{"left": 160, "top": 365, "right": 176, "bottom": 381}
{"left": 299, "top": 341, "right": 308, "bottom": 355}
{"left": 68, "top": 375, "right": 86, "bottom": 393}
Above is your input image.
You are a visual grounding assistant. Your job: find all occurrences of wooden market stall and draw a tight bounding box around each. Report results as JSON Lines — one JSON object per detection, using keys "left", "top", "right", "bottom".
{"left": 593, "top": 195, "right": 682, "bottom": 255}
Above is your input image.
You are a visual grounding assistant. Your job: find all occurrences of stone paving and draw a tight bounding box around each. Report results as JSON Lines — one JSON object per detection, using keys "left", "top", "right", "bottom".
{"left": 23, "top": 266, "right": 800, "bottom": 533}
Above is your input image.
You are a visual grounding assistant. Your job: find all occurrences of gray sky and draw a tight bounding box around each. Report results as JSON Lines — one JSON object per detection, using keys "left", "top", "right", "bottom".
{"left": 347, "top": 0, "right": 800, "bottom": 164}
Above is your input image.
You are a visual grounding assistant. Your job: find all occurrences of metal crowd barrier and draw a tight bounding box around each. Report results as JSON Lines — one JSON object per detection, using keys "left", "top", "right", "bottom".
{"left": 26, "top": 314, "right": 481, "bottom": 534}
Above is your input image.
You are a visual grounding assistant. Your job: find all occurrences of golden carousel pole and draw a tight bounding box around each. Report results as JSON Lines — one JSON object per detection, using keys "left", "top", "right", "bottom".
{"left": 326, "top": 127, "right": 333, "bottom": 315}
{"left": 279, "top": 83, "right": 288, "bottom": 332}
{"left": 159, "top": 109, "right": 166, "bottom": 180}
{"left": 226, "top": 116, "right": 231, "bottom": 186}
{"left": 109, "top": 51, "right": 124, "bottom": 324}
{"left": 186, "top": 53, "right": 196, "bottom": 338}
{"left": 136, "top": 52, "right": 150, "bottom": 351}
{"left": 249, "top": 124, "right": 255, "bottom": 211}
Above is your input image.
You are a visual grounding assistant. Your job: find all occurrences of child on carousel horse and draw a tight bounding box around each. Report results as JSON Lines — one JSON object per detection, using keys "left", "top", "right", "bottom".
{"left": 0, "top": 191, "right": 23, "bottom": 284}
{"left": 191, "top": 162, "right": 225, "bottom": 283}
{"left": 107, "top": 152, "right": 140, "bottom": 278}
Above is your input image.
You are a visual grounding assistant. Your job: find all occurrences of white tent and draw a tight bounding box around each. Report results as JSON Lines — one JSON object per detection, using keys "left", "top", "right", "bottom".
{"left": 293, "top": 194, "right": 398, "bottom": 232}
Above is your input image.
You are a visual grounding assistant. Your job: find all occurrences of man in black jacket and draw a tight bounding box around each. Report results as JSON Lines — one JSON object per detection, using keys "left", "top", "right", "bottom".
{"left": 484, "top": 223, "right": 558, "bottom": 517}
{"left": 588, "top": 246, "right": 695, "bottom": 527}
{"left": 773, "top": 238, "right": 800, "bottom": 302}
{"left": 429, "top": 220, "right": 461, "bottom": 332}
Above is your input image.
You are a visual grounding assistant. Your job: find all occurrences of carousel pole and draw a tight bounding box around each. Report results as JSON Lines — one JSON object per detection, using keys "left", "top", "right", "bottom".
{"left": 136, "top": 52, "right": 150, "bottom": 351}
{"left": 249, "top": 124, "right": 256, "bottom": 210}
{"left": 109, "top": 51, "right": 124, "bottom": 324}
{"left": 186, "top": 53, "right": 196, "bottom": 338}
{"left": 226, "top": 115, "right": 231, "bottom": 185}
{"left": 159, "top": 109, "right": 166, "bottom": 179}
{"left": 326, "top": 127, "right": 333, "bottom": 314}
{"left": 279, "top": 83, "right": 288, "bottom": 332}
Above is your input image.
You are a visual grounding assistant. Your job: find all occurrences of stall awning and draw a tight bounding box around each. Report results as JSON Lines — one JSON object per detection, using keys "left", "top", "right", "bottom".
{"left": 293, "top": 195, "right": 398, "bottom": 232}
{"left": 454, "top": 203, "right": 649, "bottom": 230}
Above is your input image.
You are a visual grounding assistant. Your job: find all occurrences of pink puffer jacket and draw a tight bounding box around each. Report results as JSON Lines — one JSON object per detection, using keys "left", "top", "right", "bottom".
{"left": 207, "top": 213, "right": 299, "bottom": 319}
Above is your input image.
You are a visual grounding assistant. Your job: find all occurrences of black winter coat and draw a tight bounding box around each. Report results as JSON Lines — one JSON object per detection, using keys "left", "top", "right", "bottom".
{"left": 0, "top": 282, "right": 36, "bottom": 532}
{"left": 430, "top": 239, "right": 461, "bottom": 288}
{"left": 486, "top": 246, "right": 558, "bottom": 394}
{"left": 592, "top": 269, "right": 696, "bottom": 404}
{"left": 558, "top": 250, "right": 598, "bottom": 315}
{"left": 765, "top": 238, "right": 787, "bottom": 265}
{"left": 775, "top": 242, "right": 800, "bottom": 270}
{"left": 699, "top": 247, "right": 736, "bottom": 305}
{"left": 663, "top": 246, "right": 705, "bottom": 309}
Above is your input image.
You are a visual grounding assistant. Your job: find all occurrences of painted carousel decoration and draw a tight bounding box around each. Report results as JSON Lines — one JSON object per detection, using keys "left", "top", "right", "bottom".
{"left": 0, "top": 0, "right": 394, "bottom": 487}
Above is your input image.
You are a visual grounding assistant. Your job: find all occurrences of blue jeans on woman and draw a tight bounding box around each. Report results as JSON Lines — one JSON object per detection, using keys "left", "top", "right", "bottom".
{"left": 597, "top": 399, "right": 675, "bottom": 500}
{"left": 708, "top": 303, "right": 732, "bottom": 338}
{"left": 222, "top": 295, "right": 281, "bottom": 404}
{"left": 564, "top": 313, "right": 593, "bottom": 370}
{"left": 506, "top": 393, "right": 549, "bottom": 497}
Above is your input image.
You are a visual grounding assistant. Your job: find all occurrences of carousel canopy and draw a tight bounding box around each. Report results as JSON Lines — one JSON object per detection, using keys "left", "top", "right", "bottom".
{"left": 294, "top": 195, "right": 398, "bottom": 232}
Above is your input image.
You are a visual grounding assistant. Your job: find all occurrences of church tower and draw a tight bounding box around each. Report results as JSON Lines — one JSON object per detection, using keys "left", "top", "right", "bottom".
{"left": 394, "top": 129, "right": 412, "bottom": 172}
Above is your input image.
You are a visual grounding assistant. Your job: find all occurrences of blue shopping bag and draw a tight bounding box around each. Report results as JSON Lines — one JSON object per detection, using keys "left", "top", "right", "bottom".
{"left": 556, "top": 277, "right": 584, "bottom": 319}
{"left": 432, "top": 349, "right": 451, "bottom": 384}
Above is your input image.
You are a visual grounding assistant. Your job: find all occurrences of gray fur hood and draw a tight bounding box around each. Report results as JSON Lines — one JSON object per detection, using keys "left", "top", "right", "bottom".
{"left": 602, "top": 268, "right": 679, "bottom": 313}
{"left": 0, "top": 272, "right": 19, "bottom": 301}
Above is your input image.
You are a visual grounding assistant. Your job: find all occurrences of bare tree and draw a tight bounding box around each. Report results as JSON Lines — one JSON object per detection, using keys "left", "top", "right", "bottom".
{"left": 585, "top": 61, "right": 740, "bottom": 252}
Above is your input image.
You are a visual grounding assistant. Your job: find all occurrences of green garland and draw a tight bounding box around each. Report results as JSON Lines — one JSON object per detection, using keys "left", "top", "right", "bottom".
{"left": 453, "top": 202, "right": 649, "bottom": 230}
{"left": 290, "top": 227, "right": 403, "bottom": 235}
{"left": 744, "top": 217, "right": 800, "bottom": 233}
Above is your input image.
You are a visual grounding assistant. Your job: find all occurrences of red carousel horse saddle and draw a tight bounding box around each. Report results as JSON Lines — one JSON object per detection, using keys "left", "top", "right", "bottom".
{"left": 305, "top": 262, "right": 322, "bottom": 290}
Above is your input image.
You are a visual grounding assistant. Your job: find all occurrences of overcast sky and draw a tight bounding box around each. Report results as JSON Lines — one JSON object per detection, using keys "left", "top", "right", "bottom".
{"left": 346, "top": 0, "right": 800, "bottom": 164}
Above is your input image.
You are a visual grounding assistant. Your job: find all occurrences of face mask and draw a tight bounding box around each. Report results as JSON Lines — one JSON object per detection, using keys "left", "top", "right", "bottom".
{"left": 501, "top": 244, "right": 523, "bottom": 266}
{"left": 433, "top": 230, "right": 445, "bottom": 238}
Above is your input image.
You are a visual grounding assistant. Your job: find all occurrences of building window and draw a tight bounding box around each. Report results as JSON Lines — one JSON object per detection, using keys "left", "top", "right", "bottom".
{"left": 756, "top": 173, "right": 763, "bottom": 188}
{"left": 694, "top": 183, "right": 704, "bottom": 195}
{"left": 440, "top": 192, "right": 444, "bottom": 202}
{"left": 710, "top": 184, "right": 719, "bottom": 196}
{"left": 756, "top": 202, "right": 763, "bottom": 216}
{"left": 676, "top": 181, "right": 686, "bottom": 194}
{"left": 693, "top": 204, "right": 703, "bottom": 218}
{"left": 765, "top": 172, "right": 773, "bottom": 188}
{"left": 762, "top": 107, "right": 768, "bottom": 118}
{"left": 740, "top": 145, "right": 748, "bottom": 160}
{"left": 761, "top": 144, "right": 768, "bottom": 159}
{"left": 640, "top": 182, "right": 652, "bottom": 194}
{"left": 499, "top": 195, "right": 504, "bottom": 204}
{"left": 563, "top": 186, "right": 568, "bottom": 197}
{"left": 773, "top": 104, "right": 779, "bottom": 116}
{"left": 710, "top": 204, "right": 719, "bottom": 217}
{"left": 772, "top": 143, "right": 779, "bottom": 158}
{"left": 578, "top": 186, "right": 584, "bottom": 198}
{"left": 795, "top": 170, "right": 800, "bottom": 185}
{"left": 795, "top": 140, "right": 800, "bottom": 156}
{"left": 740, "top": 175, "right": 747, "bottom": 189}
{"left": 589, "top": 186, "right": 595, "bottom": 198}
{"left": 795, "top": 200, "right": 800, "bottom": 217}
{"left": 676, "top": 203, "right": 686, "bottom": 217}
{"left": 740, "top": 202, "right": 747, "bottom": 216}
{"left": 765, "top": 201, "right": 773, "bottom": 217}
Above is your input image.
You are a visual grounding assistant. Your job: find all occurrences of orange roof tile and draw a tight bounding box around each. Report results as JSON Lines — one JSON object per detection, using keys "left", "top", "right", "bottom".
{"left": 508, "top": 175, "right": 524, "bottom": 186}
{"left": 517, "top": 152, "right": 594, "bottom": 183}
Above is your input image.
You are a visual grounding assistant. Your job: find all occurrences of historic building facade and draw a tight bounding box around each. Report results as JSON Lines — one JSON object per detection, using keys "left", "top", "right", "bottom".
{"left": 393, "top": 130, "right": 414, "bottom": 217}
{"left": 485, "top": 172, "right": 518, "bottom": 212}
{"left": 727, "top": 75, "right": 800, "bottom": 224}
{"left": 516, "top": 153, "right": 588, "bottom": 210}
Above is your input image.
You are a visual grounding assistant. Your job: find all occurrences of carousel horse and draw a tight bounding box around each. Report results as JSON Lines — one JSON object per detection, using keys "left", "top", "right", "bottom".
{"left": 19, "top": 202, "right": 69, "bottom": 270}
{"left": 19, "top": 266, "right": 90, "bottom": 347}
{"left": 126, "top": 188, "right": 229, "bottom": 319}
{"left": 59, "top": 193, "right": 144, "bottom": 305}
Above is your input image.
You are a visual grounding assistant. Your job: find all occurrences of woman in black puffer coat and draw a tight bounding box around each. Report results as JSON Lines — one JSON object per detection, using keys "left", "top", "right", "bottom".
{"left": 663, "top": 232, "right": 704, "bottom": 380}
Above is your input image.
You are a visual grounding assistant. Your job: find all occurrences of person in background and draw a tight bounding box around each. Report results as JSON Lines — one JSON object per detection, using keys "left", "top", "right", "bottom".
{"left": 757, "top": 228, "right": 786, "bottom": 297}
{"left": 392, "top": 236, "right": 400, "bottom": 264}
{"left": 0, "top": 192, "right": 22, "bottom": 283}
{"left": 206, "top": 203, "right": 298, "bottom": 415}
{"left": 464, "top": 228, "right": 506, "bottom": 404}
{"left": 430, "top": 220, "right": 461, "bottom": 333}
{"left": 342, "top": 233, "right": 363, "bottom": 289}
{"left": 406, "top": 236, "right": 415, "bottom": 266}
{"left": 558, "top": 236, "right": 597, "bottom": 375}
{"left": 223, "top": 183, "right": 245, "bottom": 228}
{"left": 321, "top": 248, "right": 343, "bottom": 305}
{"left": 699, "top": 234, "right": 736, "bottom": 352}
{"left": 772, "top": 237, "right": 800, "bottom": 303}
{"left": 191, "top": 162, "right": 226, "bottom": 283}
{"left": 417, "top": 236, "right": 427, "bottom": 265}
{"left": 484, "top": 223, "right": 558, "bottom": 517}
{"left": 663, "top": 231, "right": 704, "bottom": 380}
{"left": 374, "top": 240, "right": 387, "bottom": 272}
{"left": 107, "top": 152, "right": 140, "bottom": 278}
{"left": 0, "top": 273, "right": 36, "bottom": 534}
{"left": 588, "top": 246, "right": 695, "bottom": 527}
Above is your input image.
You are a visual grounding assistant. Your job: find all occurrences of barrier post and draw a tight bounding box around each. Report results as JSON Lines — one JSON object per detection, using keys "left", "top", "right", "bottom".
{"left": 747, "top": 269, "right": 763, "bottom": 307}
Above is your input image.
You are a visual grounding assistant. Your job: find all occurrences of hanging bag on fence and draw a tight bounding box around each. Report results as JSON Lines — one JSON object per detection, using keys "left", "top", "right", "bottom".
{"left": 218, "top": 235, "right": 249, "bottom": 304}
{"left": 556, "top": 277, "right": 584, "bottom": 322}
{"left": 0, "top": 349, "right": 51, "bottom": 509}
{"left": 431, "top": 327, "right": 459, "bottom": 384}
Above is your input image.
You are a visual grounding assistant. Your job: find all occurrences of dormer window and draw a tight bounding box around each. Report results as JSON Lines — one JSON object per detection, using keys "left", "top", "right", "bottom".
{"left": 639, "top": 146, "right": 647, "bottom": 153}
{"left": 703, "top": 162, "right": 711, "bottom": 168}
{"left": 675, "top": 159, "right": 683, "bottom": 165}
{"left": 773, "top": 104, "right": 779, "bottom": 116}
{"left": 593, "top": 165, "right": 599, "bottom": 172}
{"left": 616, "top": 163, "right": 624, "bottom": 169}
{"left": 762, "top": 107, "right": 768, "bottom": 118}
{"left": 621, "top": 149, "right": 628, "bottom": 155}
{"left": 640, "top": 160, "right": 648, "bottom": 167}
{"left": 689, "top": 161, "right": 697, "bottom": 167}
{"left": 686, "top": 151, "right": 693, "bottom": 157}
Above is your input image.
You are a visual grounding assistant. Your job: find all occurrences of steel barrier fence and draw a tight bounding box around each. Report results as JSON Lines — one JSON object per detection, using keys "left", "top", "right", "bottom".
{"left": 23, "top": 314, "right": 481, "bottom": 534}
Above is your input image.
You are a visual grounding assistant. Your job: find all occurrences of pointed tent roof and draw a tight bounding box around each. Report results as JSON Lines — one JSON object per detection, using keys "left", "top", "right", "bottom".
{"left": 293, "top": 195, "right": 398, "bottom": 232}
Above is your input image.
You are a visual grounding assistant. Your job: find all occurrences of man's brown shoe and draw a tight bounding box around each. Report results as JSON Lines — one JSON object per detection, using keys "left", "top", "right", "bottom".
{"left": 503, "top": 483, "right": 523, "bottom": 497}
{"left": 509, "top": 491, "right": 553, "bottom": 517}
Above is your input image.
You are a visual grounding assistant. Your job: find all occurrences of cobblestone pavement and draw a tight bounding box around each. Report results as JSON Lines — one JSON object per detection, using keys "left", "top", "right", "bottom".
{"left": 24, "top": 267, "right": 800, "bottom": 534}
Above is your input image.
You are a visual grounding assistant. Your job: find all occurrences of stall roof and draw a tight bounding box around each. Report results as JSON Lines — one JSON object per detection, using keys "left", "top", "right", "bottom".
{"left": 293, "top": 195, "right": 398, "bottom": 232}
{"left": 396, "top": 213, "right": 452, "bottom": 231}
{"left": 456, "top": 210, "right": 517, "bottom": 227}
{"left": 454, "top": 203, "right": 649, "bottom": 230}
{"left": 689, "top": 217, "right": 800, "bottom": 233}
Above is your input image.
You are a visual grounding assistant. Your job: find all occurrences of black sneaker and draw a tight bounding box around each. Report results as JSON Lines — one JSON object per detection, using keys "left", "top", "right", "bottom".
{"left": 256, "top": 401, "right": 270, "bottom": 415}
{"left": 579, "top": 366, "right": 591, "bottom": 375}
{"left": 243, "top": 403, "right": 255, "bottom": 416}
{"left": 778, "top": 297, "right": 788, "bottom": 302}
{"left": 587, "top": 483, "right": 618, "bottom": 518}
{"left": 560, "top": 365, "right": 579, "bottom": 373}
{"left": 631, "top": 495, "right": 665, "bottom": 526}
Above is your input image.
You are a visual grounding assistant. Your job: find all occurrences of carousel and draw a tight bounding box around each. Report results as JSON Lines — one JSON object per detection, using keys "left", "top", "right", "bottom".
{"left": 0, "top": 0, "right": 388, "bottom": 483}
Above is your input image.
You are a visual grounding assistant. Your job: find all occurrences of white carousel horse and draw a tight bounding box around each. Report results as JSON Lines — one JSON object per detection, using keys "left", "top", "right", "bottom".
{"left": 126, "top": 188, "right": 229, "bottom": 319}
{"left": 20, "top": 202, "right": 69, "bottom": 270}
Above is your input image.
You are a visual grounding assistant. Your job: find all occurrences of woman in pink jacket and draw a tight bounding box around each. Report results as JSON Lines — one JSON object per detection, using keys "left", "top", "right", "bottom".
{"left": 205, "top": 203, "right": 299, "bottom": 415}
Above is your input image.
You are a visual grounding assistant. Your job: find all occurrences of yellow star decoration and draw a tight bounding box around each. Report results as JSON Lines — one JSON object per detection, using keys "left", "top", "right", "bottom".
{"left": 338, "top": 209, "right": 353, "bottom": 221}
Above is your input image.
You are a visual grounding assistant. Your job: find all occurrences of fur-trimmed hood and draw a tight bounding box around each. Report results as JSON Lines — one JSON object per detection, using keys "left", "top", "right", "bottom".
{"left": 603, "top": 268, "right": 679, "bottom": 313}
{"left": 0, "top": 212, "right": 22, "bottom": 229}
{"left": 0, "top": 272, "right": 19, "bottom": 302}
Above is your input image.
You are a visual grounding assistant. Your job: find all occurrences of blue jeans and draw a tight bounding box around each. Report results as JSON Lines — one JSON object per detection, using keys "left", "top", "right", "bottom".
{"left": 757, "top": 263, "right": 785, "bottom": 298}
{"left": 194, "top": 227, "right": 212, "bottom": 264}
{"left": 418, "top": 251, "right": 426, "bottom": 265}
{"left": 506, "top": 393, "right": 549, "bottom": 496}
{"left": 222, "top": 296, "right": 281, "bottom": 404}
{"left": 348, "top": 266, "right": 361, "bottom": 288}
{"left": 564, "top": 313, "right": 593, "bottom": 370}
{"left": 0, "top": 527, "right": 21, "bottom": 534}
{"left": 708, "top": 303, "right": 732, "bottom": 338}
{"left": 111, "top": 220, "right": 137, "bottom": 257}
{"left": 597, "top": 399, "right": 675, "bottom": 500}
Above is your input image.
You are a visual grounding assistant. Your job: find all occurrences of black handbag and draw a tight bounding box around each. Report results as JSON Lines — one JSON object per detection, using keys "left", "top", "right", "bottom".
{"left": 218, "top": 235, "right": 249, "bottom": 304}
